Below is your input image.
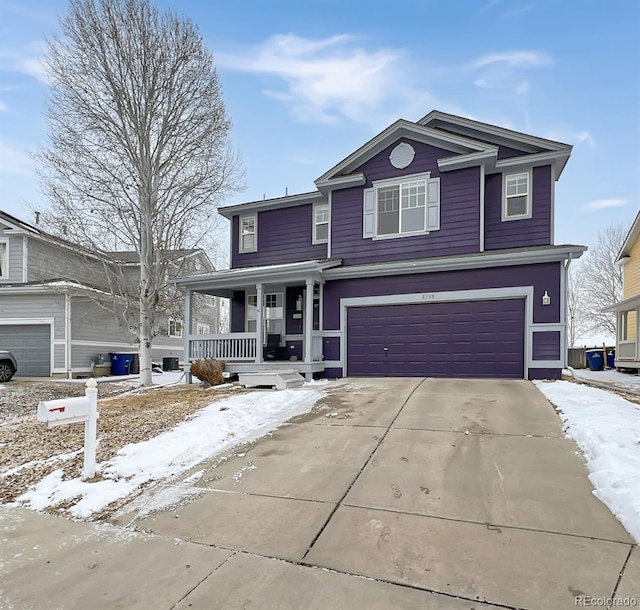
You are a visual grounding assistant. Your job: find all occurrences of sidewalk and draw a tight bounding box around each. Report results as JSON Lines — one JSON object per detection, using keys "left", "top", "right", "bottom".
{"left": 568, "top": 366, "right": 640, "bottom": 395}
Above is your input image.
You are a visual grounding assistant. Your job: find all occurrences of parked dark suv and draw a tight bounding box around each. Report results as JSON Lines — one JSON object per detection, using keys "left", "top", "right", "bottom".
{"left": 0, "top": 351, "right": 17, "bottom": 382}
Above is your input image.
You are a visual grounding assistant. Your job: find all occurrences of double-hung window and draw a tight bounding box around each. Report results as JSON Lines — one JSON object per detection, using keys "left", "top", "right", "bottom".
{"left": 0, "top": 241, "right": 8, "bottom": 279}
{"left": 239, "top": 215, "right": 257, "bottom": 253}
{"left": 363, "top": 172, "right": 440, "bottom": 239}
{"left": 503, "top": 172, "right": 530, "bottom": 220}
{"left": 168, "top": 318, "right": 183, "bottom": 338}
{"left": 313, "top": 203, "right": 329, "bottom": 243}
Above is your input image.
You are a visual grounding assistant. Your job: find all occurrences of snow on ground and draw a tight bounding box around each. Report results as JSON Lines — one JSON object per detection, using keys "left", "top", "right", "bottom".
{"left": 568, "top": 367, "right": 640, "bottom": 392}
{"left": 534, "top": 380, "right": 640, "bottom": 542}
{"left": 11, "top": 385, "right": 326, "bottom": 519}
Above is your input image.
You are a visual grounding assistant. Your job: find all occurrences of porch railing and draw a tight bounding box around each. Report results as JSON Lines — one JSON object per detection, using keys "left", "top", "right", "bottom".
{"left": 311, "top": 332, "right": 323, "bottom": 361}
{"left": 617, "top": 340, "right": 637, "bottom": 360}
{"left": 189, "top": 333, "right": 257, "bottom": 361}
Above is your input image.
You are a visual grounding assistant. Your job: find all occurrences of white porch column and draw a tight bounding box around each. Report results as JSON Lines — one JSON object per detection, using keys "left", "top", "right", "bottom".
{"left": 256, "top": 282, "right": 263, "bottom": 364}
{"left": 183, "top": 288, "right": 192, "bottom": 383}
{"left": 304, "top": 279, "right": 314, "bottom": 364}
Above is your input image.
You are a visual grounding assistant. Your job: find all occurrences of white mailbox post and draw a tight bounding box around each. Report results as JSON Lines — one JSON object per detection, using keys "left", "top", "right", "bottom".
{"left": 37, "top": 378, "right": 99, "bottom": 480}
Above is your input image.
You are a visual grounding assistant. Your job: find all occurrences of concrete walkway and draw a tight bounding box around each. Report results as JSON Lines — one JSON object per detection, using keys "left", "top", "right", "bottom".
{"left": 1, "top": 378, "right": 638, "bottom": 609}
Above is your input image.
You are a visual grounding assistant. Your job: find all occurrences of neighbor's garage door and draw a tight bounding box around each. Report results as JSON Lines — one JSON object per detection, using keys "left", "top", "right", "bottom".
{"left": 0, "top": 325, "right": 51, "bottom": 376}
{"left": 347, "top": 299, "right": 525, "bottom": 378}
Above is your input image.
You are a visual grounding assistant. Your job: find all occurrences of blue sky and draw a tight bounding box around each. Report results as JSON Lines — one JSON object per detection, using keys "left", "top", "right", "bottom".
{"left": 0, "top": 0, "right": 638, "bottom": 249}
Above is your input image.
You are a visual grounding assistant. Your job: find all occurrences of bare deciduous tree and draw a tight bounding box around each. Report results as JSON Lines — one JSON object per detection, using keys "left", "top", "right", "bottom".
{"left": 36, "top": 0, "right": 242, "bottom": 385}
{"left": 567, "top": 259, "right": 590, "bottom": 347}
{"left": 579, "top": 222, "right": 626, "bottom": 338}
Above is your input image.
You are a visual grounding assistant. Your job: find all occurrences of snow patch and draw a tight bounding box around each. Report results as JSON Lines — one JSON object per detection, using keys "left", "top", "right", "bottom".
{"left": 535, "top": 380, "right": 640, "bottom": 542}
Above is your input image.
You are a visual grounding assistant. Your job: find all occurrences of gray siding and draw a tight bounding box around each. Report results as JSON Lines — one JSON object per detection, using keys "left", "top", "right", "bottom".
{"left": 331, "top": 139, "right": 480, "bottom": 266}
{"left": 232, "top": 204, "right": 328, "bottom": 268}
{"left": 484, "top": 165, "right": 552, "bottom": 250}
{"left": 0, "top": 226, "right": 25, "bottom": 283}
{"left": 0, "top": 292, "right": 66, "bottom": 339}
{"left": 28, "top": 239, "right": 105, "bottom": 286}
{"left": 53, "top": 343, "right": 66, "bottom": 369}
{"left": 71, "top": 298, "right": 134, "bottom": 343}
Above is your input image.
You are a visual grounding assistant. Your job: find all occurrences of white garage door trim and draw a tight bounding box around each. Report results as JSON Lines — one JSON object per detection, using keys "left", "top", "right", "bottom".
{"left": 334, "top": 286, "right": 563, "bottom": 379}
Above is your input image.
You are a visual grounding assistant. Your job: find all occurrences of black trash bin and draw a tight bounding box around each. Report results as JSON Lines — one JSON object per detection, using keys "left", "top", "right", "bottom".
{"left": 162, "top": 357, "right": 179, "bottom": 371}
{"left": 130, "top": 353, "right": 139, "bottom": 375}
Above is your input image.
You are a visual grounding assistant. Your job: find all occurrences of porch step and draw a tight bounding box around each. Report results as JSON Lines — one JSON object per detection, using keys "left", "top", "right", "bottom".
{"left": 238, "top": 369, "right": 306, "bottom": 390}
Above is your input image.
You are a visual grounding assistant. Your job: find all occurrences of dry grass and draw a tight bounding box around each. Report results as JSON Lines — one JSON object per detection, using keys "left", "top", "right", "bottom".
{"left": 0, "top": 383, "right": 248, "bottom": 508}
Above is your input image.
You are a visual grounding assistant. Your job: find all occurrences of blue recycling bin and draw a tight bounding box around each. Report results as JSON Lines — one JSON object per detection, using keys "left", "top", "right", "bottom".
{"left": 110, "top": 353, "right": 135, "bottom": 375}
{"left": 607, "top": 351, "right": 615, "bottom": 369}
{"left": 585, "top": 349, "right": 604, "bottom": 371}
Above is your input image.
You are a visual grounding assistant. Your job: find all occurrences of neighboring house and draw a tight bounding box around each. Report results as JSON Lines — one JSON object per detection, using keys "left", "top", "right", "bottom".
{"left": 604, "top": 211, "right": 640, "bottom": 370}
{"left": 175, "top": 110, "right": 586, "bottom": 380}
{"left": 0, "top": 210, "right": 219, "bottom": 377}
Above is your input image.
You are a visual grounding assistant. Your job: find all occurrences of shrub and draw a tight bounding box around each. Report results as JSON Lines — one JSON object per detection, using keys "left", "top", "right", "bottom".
{"left": 191, "top": 359, "right": 226, "bottom": 386}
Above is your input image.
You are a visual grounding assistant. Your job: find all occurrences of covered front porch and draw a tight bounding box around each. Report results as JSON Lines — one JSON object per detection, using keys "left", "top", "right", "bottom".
{"left": 605, "top": 295, "right": 640, "bottom": 369}
{"left": 176, "top": 260, "right": 342, "bottom": 380}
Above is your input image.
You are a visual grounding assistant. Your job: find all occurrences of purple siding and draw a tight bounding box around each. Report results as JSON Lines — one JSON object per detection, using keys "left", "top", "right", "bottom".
{"left": 484, "top": 165, "right": 552, "bottom": 250}
{"left": 231, "top": 291, "right": 245, "bottom": 333}
{"left": 231, "top": 204, "right": 327, "bottom": 268}
{"left": 331, "top": 139, "right": 480, "bottom": 266}
{"left": 347, "top": 299, "right": 525, "bottom": 378}
{"left": 322, "top": 336, "right": 340, "bottom": 361}
{"left": 528, "top": 368, "right": 562, "bottom": 380}
{"left": 532, "top": 331, "right": 561, "bottom": 360}
{"left": 323, "top": 262, "right": 561, "bottom": 329}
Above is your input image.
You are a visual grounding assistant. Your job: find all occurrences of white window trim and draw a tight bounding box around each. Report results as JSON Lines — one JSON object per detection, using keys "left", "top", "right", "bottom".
{"left": 502, "top": 170, "right": 532, "bottom": 221}
{"left": 371, "top": 171, "right": 436, "bottom": 240}
{"left": 196, "top": 322, "right": 210, "bottom": 334}
{"left": 239, "top": 214, "right": 257, "bottom": 253}
{"left": 312, "top": 202, "right": 329, "bottom": 245}
{"left": 0, "top": 239, "right": 9, "bottom": 279}
{"left": 168, "top": 317, "right": 183, "bottom": 338}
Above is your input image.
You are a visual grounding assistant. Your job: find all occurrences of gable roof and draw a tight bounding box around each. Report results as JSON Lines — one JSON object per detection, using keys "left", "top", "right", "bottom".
{"left": 315, "top": 119, "right": 497, "bottom": 189}
{"left": 418, "top": 110, "right": 570, "bottom": 153}
{"left": 617, "top": 210, "right": 640, "bottom": 262}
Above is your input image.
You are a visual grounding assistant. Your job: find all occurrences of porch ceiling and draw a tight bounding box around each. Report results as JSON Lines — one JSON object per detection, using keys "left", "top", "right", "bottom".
{"left": 173, "top": 258, "right": 342, "bottom": 296}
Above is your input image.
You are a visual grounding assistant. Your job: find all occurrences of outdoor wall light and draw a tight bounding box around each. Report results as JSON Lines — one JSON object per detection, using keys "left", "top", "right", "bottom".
{"left": 542, "top": 291, "right": 551, "bottom": 306}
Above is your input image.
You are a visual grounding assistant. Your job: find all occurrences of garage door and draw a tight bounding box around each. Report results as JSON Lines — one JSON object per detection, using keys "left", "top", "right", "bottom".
{"left": 347, "top": 299, "right": 525, "bottom": 378}
{"left": 0, "top": 325, "right": 51, "bottom": 376}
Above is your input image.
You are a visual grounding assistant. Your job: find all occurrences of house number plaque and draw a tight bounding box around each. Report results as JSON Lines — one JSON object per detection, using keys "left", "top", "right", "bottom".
{"left": 422, "top": 293, "right": 436, "bottom": 301}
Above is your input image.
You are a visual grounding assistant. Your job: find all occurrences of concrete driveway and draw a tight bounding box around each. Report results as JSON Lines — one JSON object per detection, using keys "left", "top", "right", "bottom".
{"left": 2, "top": 378, "right": 638, "bottom": 609}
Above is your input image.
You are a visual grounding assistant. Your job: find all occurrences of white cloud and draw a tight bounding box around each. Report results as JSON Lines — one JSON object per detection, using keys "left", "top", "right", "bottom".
{"left": 216, "top": 34, "right": 432, "bottom": 127}
{"left": 0, "top": 139, "right": 33, "bottom": 176}
{"left": 0, "top": 43, "right": 49, "bottom": 84}
{"left": 544, "top": 129, "right": 596, "bottom": 150}
{"left": 471, "top": 51, "right": 552, "bottom": 69}
{"left": 586, "top": 199, "right": 628, "bottom": 210}
{"left": 468, "top": 51, "right": 552, "bottom": 95}
{"left": 0, "top": 100, "right": 8, "bottom": 112}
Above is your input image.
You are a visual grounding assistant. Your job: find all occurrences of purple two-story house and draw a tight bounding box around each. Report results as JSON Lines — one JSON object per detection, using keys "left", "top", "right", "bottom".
{"left": 175, "top": 110, "right": 586, "bottom": 381}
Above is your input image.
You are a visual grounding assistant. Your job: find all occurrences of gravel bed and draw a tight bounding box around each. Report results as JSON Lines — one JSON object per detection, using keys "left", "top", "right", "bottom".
{"left": 0, "top": 380, "right": 138, "bottom": 423}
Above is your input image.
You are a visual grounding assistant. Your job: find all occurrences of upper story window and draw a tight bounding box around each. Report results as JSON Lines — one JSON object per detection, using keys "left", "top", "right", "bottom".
{"left": 313, "top": 203, "right": 329, "bottom": 244}
{"left": 239, "top": 215, "right": 257, "bottom": 253}
{"left": 363, "top": 172, "right": 440, "bottom": 240}
{"left": 168, "top": 318, "right": 183, "bottom": 338}
{"left": 0, "top": 241, "right": 7, "bottom": 278}
{"left": 196, "top": 322, "right": 210, "bottom": 334}
{"left": 503, "top": 172, "right": 531, "bottom": 220}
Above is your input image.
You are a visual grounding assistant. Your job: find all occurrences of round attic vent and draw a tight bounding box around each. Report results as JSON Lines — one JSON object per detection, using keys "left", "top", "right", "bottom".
{"left": 389, "top": 142, "right": 415, "bottom": 169}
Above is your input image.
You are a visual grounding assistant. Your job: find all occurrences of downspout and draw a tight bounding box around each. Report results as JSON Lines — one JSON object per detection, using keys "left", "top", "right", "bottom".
{"left": 65, "top": 294, "right": 72, "bottom": 379}
{"left": 327, "top": 191, "right": 332, "bottom": 258}
{"left": 563, "top": 254, "right": 572, "bottom": 368}
{"left": 479, "top": 165, "right": 485, "bottom": 253}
